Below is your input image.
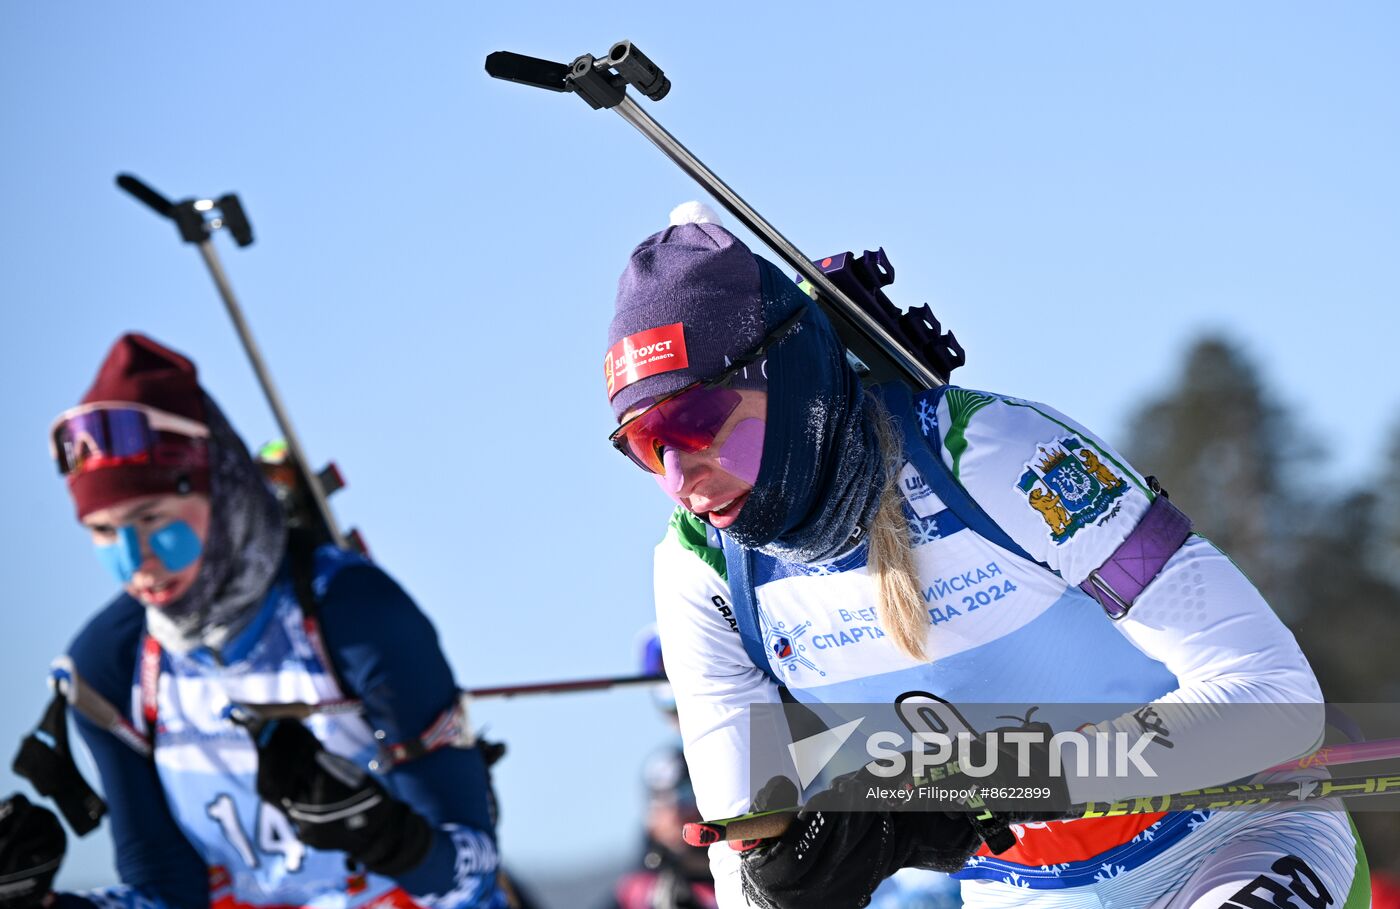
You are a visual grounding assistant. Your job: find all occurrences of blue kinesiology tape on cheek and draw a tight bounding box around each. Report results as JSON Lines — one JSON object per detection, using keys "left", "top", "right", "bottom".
{"left": 149, "top": 520, "right": 202, "bottom": 572}
{"left": 95, "top": 525, "right": 143, "bottom": 584}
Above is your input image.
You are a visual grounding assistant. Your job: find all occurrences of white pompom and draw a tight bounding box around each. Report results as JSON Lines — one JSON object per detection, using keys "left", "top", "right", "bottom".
{"left": 669, "top": 200, "right": 724, "bottom": 227}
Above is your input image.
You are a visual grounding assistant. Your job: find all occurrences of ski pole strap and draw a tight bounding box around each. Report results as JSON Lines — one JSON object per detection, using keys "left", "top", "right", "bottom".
{"left": 371, "top": 693, "right": 477, "bottom": 772}
{"left": 226, "top": 694, "right": 473, "bottom": 771}
{"left": 962, "top": 804, "right": 1016, "bottom": 854}
{"left": 1078, "top": 494, "right": 1193, "bottom": 620}
{"left": 11, "top": 689, "right": 108, "bottom": 835}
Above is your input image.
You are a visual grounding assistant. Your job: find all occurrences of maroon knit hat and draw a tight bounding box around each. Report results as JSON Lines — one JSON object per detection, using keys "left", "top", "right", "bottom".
{"left": 62, "top": 333, "right": 211, "bottom": 519}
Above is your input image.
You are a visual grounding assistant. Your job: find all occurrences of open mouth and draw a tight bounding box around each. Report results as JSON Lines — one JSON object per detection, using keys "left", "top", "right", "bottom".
{"left": 136, "top": 578, "right": 178, "bottom": 603}
{"left": 704, "top": 491, "right": 750, "bottom": 529}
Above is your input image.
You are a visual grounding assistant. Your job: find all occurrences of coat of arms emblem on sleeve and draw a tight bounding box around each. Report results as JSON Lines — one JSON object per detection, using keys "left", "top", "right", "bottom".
{"left": 1017, "top": 436, "right": 1127, "bottom": 543}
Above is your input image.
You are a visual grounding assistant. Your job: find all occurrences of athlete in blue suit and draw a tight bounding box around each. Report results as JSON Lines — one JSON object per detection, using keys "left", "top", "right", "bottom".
{"left": 1, "top": 334, "right": 506, "bottom": 909}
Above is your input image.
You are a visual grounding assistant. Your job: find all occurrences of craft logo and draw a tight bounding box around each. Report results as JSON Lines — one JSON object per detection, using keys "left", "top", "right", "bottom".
{"left": 604, "top": 323, "right": 689, "bottom": 399}
{"left": 1017, "top": 436, "right": 1126, "bottom": 543}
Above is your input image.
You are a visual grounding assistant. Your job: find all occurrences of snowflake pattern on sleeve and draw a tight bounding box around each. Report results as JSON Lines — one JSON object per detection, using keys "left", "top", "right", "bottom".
{"left": 74, "top": 887, "right": 170, "bottom": 909}
{"left": 414, "top": 826, "right": 505, "bottom": 909}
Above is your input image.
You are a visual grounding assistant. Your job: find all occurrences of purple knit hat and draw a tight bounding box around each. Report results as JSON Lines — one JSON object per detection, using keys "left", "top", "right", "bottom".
{"left": 605, "top": 205, "right": 768, "bottom": 420}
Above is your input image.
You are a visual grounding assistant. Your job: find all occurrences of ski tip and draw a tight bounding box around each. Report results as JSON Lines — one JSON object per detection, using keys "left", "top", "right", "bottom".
{"left": 669, "top": 200, "right": 723, "bottom": 228}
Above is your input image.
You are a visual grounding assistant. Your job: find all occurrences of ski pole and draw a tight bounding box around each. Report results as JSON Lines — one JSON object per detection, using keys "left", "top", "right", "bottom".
{"left": 465, "top": 672, "right": 666, "bottom": 699}
{"left": 485, "top": 42, "right": 963, "bottom": 390}
{"left": 683, "top": 769, "right": 1400, "bottom": 846}
{"left": 681, "top": 731, "right": 1400, "bottom": 846}
{"left": 114, "top": 174, "right": 348, "bottom": 550}
{"left": 226, "top": 672, "right": 669, "bottom": 721}
{"left": 1263, "top": 739, "right": 1400, "bottom": 774}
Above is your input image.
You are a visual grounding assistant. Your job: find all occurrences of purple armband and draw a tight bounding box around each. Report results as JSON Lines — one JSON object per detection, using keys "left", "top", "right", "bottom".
{"left": 1079, "top": 495, "right": 1193, "bottom": 619}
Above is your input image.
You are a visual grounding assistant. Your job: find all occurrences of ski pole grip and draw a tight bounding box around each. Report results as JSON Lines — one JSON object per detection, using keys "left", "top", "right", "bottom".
{"left": 723, "top": 812, "right": 794, "bottom": 842}
{"left": 682, "top": 811, "right": 795, "bottom": 847}
{"left": 115, "top": 173, "right": 175, "bottom": 218}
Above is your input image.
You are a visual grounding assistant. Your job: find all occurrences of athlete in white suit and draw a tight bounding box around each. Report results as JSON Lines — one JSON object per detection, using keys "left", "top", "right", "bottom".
{"left": 600, "top": 209, "right": 1368, "bottom": 909}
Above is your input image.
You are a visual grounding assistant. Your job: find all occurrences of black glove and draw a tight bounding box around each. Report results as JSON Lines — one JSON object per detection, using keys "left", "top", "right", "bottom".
{"left": 906, "top": 715, "right": 1072, "bottom": 853}
{"left": 738, "top": 776, "right": 980, "bottom": 909}
{"left": 949, "top": 716, "right": 1069, "bottom": 813}
{"left": 0, "top": 794, "right": 65, "bottom": 909}
{"left": 251, "top": 720, "right": 431, "bottom": 877}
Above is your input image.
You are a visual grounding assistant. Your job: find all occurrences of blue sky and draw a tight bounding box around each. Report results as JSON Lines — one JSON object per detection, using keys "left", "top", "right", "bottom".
{"left": 2, "top": 1, "right": 1397, "bottom": 888}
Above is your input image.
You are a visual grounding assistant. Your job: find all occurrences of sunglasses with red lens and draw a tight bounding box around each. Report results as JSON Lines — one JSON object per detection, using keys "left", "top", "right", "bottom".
{"left": 609, "top": 306, "right": 806, "bottom": 475}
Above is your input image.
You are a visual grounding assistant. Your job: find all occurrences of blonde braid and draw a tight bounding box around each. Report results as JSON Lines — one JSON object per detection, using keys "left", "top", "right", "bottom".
{"left": 865, "top": 401, "right": 928, "bottom": 662}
